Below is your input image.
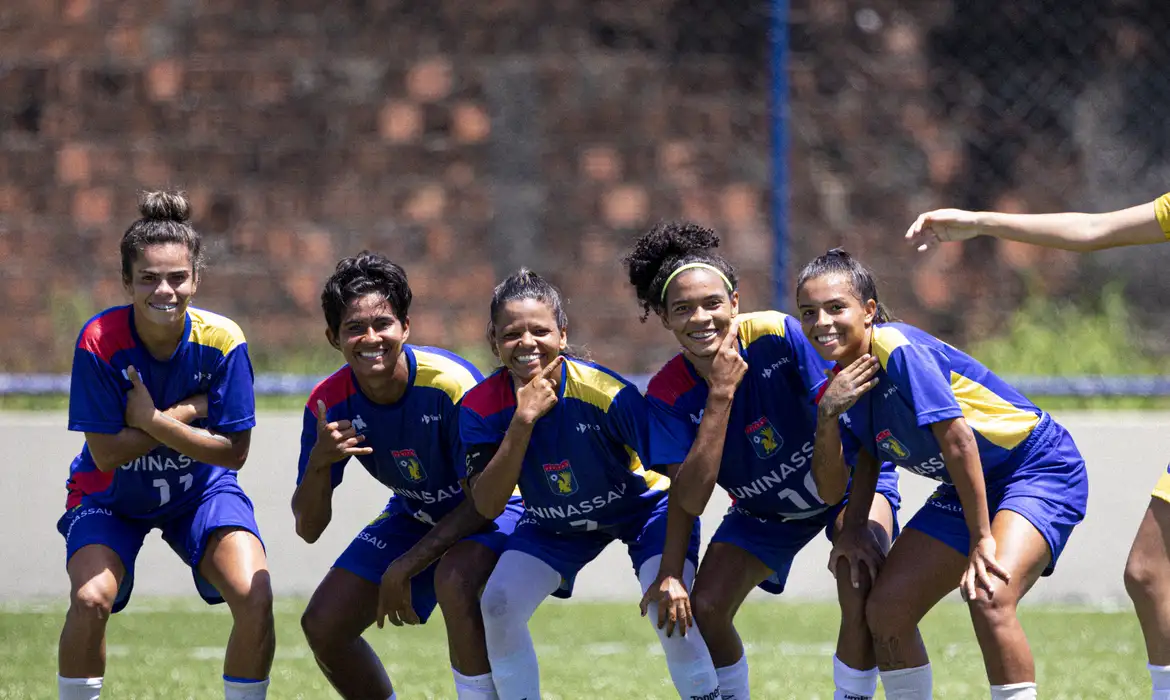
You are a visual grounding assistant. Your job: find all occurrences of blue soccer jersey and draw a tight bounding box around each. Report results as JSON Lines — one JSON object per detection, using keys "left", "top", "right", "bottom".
{"left": 297, "top": 345, "right": 483, "bottom": 525}
{"left": 459, "top": 357, "right": 668, "bottom": 534}
{"left": 66, "top": 305, "right": 256, "bottom": 518}
{"left": 839, "top": 323, "right": 1043, "bottom": 484}
{"left": 645, "top": 311, "right": 839, "bottom": 519}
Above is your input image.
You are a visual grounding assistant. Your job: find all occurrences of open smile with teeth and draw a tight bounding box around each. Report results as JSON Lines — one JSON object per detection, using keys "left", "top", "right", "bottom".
{"left": 149, "top": 301, "right": 178, "bottom": 311}
{"left": 358, "top": 349, "right": 386, "bottom": 360}
{"left": 688, "top": 329, "right": 718, "bottom": 341}
{"left": 815, "top": 332, "right": 843, "bottom": 345}
{"left": 514, "top": 353, "right": 541, "bottom": 365}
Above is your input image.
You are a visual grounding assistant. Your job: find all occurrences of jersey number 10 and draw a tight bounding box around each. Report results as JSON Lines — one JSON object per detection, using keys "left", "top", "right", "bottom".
{"left": 154, "top": 474, "right": 194, "bottom": 506}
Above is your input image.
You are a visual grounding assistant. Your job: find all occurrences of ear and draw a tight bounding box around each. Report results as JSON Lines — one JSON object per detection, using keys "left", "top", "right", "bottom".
{"left": 729, "top": 290, "right": 740, "bottom": 317}
{"left": 559, "top": 326, "right": 568, "bottom": 351}
{"left": 863, "top": 298, "right": 878, "bottom": 327}
{"left": 487, "top": 327, "right": 501, "bottom": 359}
{"left": 400, "top": 315, "right": 410, "bottom": 343}
{"left": 325, "top": 327, "right": 341, "bottom": 351}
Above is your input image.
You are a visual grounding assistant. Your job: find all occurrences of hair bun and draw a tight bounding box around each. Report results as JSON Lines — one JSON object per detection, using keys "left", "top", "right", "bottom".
{"left": 139, "top": 191, "right": 191, "bottom": 223}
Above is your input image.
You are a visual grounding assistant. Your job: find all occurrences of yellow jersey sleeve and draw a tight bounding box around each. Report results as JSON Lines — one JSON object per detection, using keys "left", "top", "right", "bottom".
{"left": 1156, "top": 193, "right": 1170, "bottom": 241}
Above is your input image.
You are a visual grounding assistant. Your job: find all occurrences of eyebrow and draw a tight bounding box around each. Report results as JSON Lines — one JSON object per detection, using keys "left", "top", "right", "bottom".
{"left": 673, "top": 293, "right": 723, "bottom": 305}
{"left": 345, "top": 314, "right": 395, "bottom": 325}
{"left": 798, "top": 296, "right": 848, "bottom": 307}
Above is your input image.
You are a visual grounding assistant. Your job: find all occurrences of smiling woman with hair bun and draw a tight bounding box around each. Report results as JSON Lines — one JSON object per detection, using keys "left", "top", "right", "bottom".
{"left": 56, "top": 190, "right": 274, "bottom": 700}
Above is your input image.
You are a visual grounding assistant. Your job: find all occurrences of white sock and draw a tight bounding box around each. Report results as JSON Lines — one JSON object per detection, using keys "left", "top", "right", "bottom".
{"left": 453, "top": 667, "right": 498, "bottom": 700}
{"left": 58, "top": 675, "right": 102, "bottom": 700}
{"left": 833, "top": 655, "right": 878, "bottom": 700}
{"left": 990, "top": 682, "right": 1036, "bottom": 699}
{"left": 638, "top": 556, "right": 720, "bottom": 699}
{"left": 481, "top": 550, "right": 561, "bottom": 700}
{"left": 1150, "top": 663, "right": 1170, "bottom": 700}
{"left": 224, "top": 676, "right": 269, "bottom": 700}
{"left": 715, "top": 655, "right": 750, "bottom": 700}
{"left": 880, "top": 664, "right": 932, "bottom": 699}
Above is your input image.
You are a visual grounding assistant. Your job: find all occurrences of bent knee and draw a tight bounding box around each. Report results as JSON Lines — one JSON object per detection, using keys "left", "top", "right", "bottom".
{"left": 1125, "top": 551, "right": 1170, "bottom": 599}
{"left": 479, "top": 580, "right": 512, "bottom": 627}
{"left": 837, "top": 584, "right": 871, "bottom": 626}
{"left": 231, "top": 578, "right": 275, "bottom": 626}
{"left": 71, "top": 580, "right": 117, "bottom": 619}
{"left": 965, "top": 587, "right": 1019, "bottom": 628}
{"left": 435, "top": 558, "right": 490, "bottom": 615}
{"left": 864, "top": 588, "right": 919, "bottom": 636}
{"left": 690, "top": 588, "right": 734, "bottom": 629}
{"left": 300, "top": 600, "right": 339, "bottom": 649}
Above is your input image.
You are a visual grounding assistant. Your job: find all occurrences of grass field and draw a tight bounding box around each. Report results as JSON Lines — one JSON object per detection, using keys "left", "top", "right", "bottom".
{"left": 0, "top": 598, "right": 1148, "bottom": 699}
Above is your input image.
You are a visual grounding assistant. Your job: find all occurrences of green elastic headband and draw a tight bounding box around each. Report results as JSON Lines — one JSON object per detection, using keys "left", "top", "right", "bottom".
{"left": 660, "top": 262, "right": 734, "bottom": 303}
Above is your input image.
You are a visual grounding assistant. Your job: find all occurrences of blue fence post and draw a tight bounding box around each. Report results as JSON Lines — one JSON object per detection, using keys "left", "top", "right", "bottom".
{"left": 770, "top": 0, "right": 790, "bottom": 312}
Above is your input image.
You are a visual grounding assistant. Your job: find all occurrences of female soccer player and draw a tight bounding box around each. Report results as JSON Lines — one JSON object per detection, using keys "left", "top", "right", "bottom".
{"left": 906, "top": 193, "right": 1170, "bottom": 699}
{"left": 293, "top": 252, "right": 522, "bottom": 700}
{"left": 797, "top": 248, "right": 1090, "bottom": 700}
{"left": 461, "top": 269, "right": 720, "bottom": 700}
{"left": 58, "top": 191, "right": 273, "bottom": 700}
{"left": 625, "top": 223, "right": 903, "bottom": 700}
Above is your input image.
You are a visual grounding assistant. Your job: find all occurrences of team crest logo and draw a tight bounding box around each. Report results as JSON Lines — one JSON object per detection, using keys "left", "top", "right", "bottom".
{"left": 876, "top": 429, "right": 910, "bottom": 461}
{"left": 543, "top": 460, "right": 578, "bottom": 497}
{"left": 745, "top": 416, "right": 783, "bottom": 459}
{"left": 392, "top": 448, "right": 427, "bottom": 483}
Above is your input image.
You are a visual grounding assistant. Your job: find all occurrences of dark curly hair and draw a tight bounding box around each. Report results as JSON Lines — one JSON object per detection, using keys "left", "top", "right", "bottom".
{"left": 320, "top": 251, "right": 413, "bottom": 334}
{"left": 796, "top": 248, "right": 895, "bottom": 323}
{"left": 621, "top": 221, "right": 738, "bottom": 321}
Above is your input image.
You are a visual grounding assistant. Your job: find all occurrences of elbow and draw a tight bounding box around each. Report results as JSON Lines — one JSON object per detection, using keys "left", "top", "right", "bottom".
{"left": 813, "top": 464, "right": 849, "bottom": 505}
{"left": 816, "top": 478, "right": 847, "bottom": 507}
{"left": 472, "top": 495, "right": 506, "bottom": 520}
{"left": 222, "top": 431, "right": 251, "bottom": 471}
{"left": 674, "top": 497, "right": 705, "bottom": 518}
{"left": 86, "top": 444, "right": 120, "bottom": 472}
{"left": 222, "top": 457, "right": 247, "bottom": 471}
{"left": 1073, "top": 215, "right": 1110, "bottom": 252}
{"left": 294, "top": 516, "right": 324, "bottom": 544}
{"left": 672, "top": 484, "right": 711, "bottom": 517}
{"left": 469, "top": 485, "right": 506, "bottom": 520}
{"left": 672, "top": 471, "right": 717, "bottom": 517}
{"left": 939, "top": 428, "right": 977, "bottom": 462}
{"left": 223, "top": 446, "right": 250, "bottom": 471}
{"left": 91, "top": 455, "right": 119, "bottom": 473}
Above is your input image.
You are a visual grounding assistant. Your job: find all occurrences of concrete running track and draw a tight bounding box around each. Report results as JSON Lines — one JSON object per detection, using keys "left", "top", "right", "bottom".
{"left": 3, "top": 411, "right": 1168, "bottom": 607}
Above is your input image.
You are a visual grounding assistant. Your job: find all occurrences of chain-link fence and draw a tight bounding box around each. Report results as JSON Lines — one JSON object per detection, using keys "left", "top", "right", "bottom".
{"left": 787, "top": 0, "right": 1170, "bottom": 347}
{"left": 0, "top": 0, "right": 1167, "bottom": 376}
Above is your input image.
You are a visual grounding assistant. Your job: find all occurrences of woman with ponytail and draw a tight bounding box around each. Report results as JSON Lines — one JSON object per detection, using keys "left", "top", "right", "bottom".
{"left": 797, "top": 248, "right": 1089, "bottom": 700}
{"left": 625, "top": 224, "right": 903, "bottom": 700}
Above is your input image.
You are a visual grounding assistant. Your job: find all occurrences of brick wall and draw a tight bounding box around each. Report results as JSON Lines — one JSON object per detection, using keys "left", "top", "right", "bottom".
{"left": 1, "top": 0, "right": 1161, "bottom": 375}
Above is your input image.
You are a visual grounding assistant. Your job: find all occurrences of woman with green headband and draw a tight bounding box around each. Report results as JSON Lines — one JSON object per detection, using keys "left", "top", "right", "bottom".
{"left": 624, "top": 222, "right": 903, "bottom": 700}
